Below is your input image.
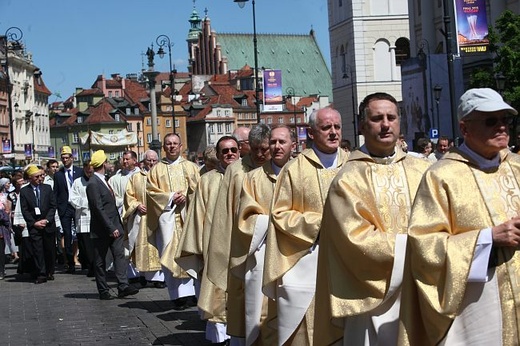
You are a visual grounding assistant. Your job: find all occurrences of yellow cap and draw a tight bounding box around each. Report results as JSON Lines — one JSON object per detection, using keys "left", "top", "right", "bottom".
{"left": 25, "top": 164, "right": 41, "bottom": 177}
{"left": 61, "top": 146, "right": 72, "bottom": 155}
{"left": 91, "top": 150, "right": 107, "bottom": 168}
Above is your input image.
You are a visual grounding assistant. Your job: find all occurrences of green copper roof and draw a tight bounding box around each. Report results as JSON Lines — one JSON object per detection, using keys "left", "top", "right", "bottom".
{"left": 216, "top": 33, "right": 332, "bottom": 99}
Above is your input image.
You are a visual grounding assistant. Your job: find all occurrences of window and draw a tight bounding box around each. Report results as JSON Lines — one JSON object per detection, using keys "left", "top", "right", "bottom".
{"left": 134, "top": 108, "right": 139, "bottom": 115}
{"left": 108, "top": 91, "right": 113, "bottom": 97}
{"left": 147, "top": 133, "right": 152, "bottom": 143}
{"left": 267, "top": 117, "right": 272, "bottom": 124}
{"left": 225, "top": 123, "right": 231, "bottom": 133}
{"left": 217, "top": 110, "right": 222, "bottom": 117}
{"left": 137, "top": 137, "right": 142, "bottom": 147}
{"left": 126, "top": 108, "right": 131, "bottom": 115}
{"left": 146, "top": 118, "right": 151, "bottom": 126}
{"left": 175, "top": 119, "right": 179, "bottom": 128}
{"left": 395, "top": 38, "right": 410, "bottom": 65}
{"left": 115, "top": 91, "right": 120, "bottom": 97}
{"left": 115, "top": 114, "right": 120, "bottom": 122}
{"left": 77, "top": 116, "right": 83, "bottom": 124}
{"left": 127, "top": 123, "right": 132, "bottom": 131}
{"left": 242, "top": 99, "right": 248, "bottom": 107}
{"left": 109, "top": 130, "right": 114, "bottom": 135}
{"left": 290, "top": 117, "right": 295, "bottom": 124}
{"left": 374, "top": 40, "right": 392, "bottom": 81}
{"left": 110, "top": 152, "right": 117, "bottom": 160}
{"left": 279, "top": 117, "right": 284, "bottom": 124}
{"left": 217, "top": 123, "right": 223, "bottom": 133}
{"left": 72, "top": 133, "right": 79, "bottom": 143}
{"left": 61, "top": 137, "right": 67, "bottom": 144}
{"left": 225, "top": 110, "right": 230, "bottom": 117}
{"left": 166, "top": 119, "right": 172, "bottom": 128}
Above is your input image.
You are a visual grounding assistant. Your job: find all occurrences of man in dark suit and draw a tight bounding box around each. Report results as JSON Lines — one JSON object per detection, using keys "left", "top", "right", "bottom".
{"left": 86, "top": 150, "right": 139, "bottom": 300}
{"left": 20, "top": 165, "right": 57, "bottom": 284}
{"left": 54, "top": 146, "right": 83, "bottom": 273}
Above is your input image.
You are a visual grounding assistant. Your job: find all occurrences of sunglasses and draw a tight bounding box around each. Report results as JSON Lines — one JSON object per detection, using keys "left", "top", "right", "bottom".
{"left": 221, "top": 147, "right": 238, "bottom": 154}
{"left": 466, "top": 116, "right": 514, "bottom": 127}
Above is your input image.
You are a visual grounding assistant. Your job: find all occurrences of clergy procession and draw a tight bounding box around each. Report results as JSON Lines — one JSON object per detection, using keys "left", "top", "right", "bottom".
{"left": 6, "top": 88, "right": 520, "bottom": 345}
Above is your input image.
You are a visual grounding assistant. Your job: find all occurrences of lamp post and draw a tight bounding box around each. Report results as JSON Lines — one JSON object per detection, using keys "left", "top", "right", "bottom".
{"left": 1, "top": 26, "right": 23, "bottom": 162}
{"left": 234, "top": 0, "right": 261, "bottom": 123}
{"left": 143, "top": 45, "right": 161, "bottom": 156}
{"left": 342, "top": 65, "right": 358, "bottom": 148}
{"left": 156, "top": 34, "right": 177, "bottom": 133}
{"left": 433, "top": 85, "right": 442, "bottom": 132}
{"left": 495, "top": 73, "right": 506, "bottom": 95}
{"left": 441, "top": 0, "right": 458, "bottom": 145}
{"left": 286, "top": 87, "right": 297, "bottom": 127}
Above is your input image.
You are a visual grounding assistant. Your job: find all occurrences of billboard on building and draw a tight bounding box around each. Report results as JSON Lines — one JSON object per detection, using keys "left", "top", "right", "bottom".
{"left": 2, "top": 139, "right": 11, "bottom": 154}
{"left": 263, "top": 70, "right": 283, "bottom": 112}
{"left": 24, "top": 144, "right": 32, "bottom": 158}
{"left": 48, "top": 146, "right": 55, "bottom": 158}
{"left": 454, "top": 0, "right": 489, "bottom": 54}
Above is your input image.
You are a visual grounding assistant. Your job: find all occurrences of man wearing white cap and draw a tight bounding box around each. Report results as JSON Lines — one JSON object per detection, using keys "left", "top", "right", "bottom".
{"left": 399, "top": 88, "right": 520, "bottom": 345}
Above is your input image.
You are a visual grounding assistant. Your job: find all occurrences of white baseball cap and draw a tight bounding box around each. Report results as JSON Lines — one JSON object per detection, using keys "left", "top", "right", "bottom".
{"left": 457, "top": 88, "right": 518, "bottom": 121}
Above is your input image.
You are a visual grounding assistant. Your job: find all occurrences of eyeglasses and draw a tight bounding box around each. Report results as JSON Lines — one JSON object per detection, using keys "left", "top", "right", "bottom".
{"left": 466, "top": 116, "right": 514, "bottom": 127}
{"left": 221, "top": 147, "right": 238, "bottom": 154}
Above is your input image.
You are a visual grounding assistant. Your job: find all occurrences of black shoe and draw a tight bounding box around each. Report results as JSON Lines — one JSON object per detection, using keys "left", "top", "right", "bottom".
{"left": 99, "top": 292, "right": 115, "bottom": 300}
{"left": 118, "top": 285, "right": 139, "bottom": 298}
{"left": 139, "top": 276, "right": 148, "bottom": 287}
{"left": 153, "top": 281, "right": 165, "bottom": 289}
{"left": 47, "top": 274, "right": 55, "bottom": 281}
{"left": 186, "top": 295, "right": 198, "bottom": 308}
{"left": 35, "top": 276, "right": 47, "bottom": 284}
{"left": 65, "top": 267, "right": 75, "bottom": 274}
{"left": 172, "top": 297, "right": 188, "bottom": 311}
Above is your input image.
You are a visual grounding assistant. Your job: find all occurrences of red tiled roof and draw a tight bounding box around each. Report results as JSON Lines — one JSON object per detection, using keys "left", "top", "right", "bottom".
{"left": 76, "top": 88, "right": 104, "bottom": 97}
{"left": 33, "top": 76, "right": 52, "bottom": 96}
{"left": 85, "top": 100, "right": 126, "bottom": 124}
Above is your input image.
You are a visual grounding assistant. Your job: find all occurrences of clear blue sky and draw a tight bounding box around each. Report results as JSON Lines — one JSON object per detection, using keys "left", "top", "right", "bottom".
{"left": 1, "top": 0, "right": 330, "bottom": 101}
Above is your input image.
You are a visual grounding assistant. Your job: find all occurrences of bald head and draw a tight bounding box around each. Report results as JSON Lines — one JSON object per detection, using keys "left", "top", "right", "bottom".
{"left": 233, "top": 126, "right": 251, "bottom": 157}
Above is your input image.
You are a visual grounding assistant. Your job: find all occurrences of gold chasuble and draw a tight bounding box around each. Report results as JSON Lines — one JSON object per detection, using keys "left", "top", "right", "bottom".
{"left": 229, "top": 161, "right": 278, "bottom": 345}
{"left": 399, "top": 149, "right": 520, "bottom": 346}
{"left": 206, "top": 156, "right": 257, "bottom": 291}
{"left": 146, "top": 158, "right": 200, "bottom": 278}
{"left": 123, "top": 170, "right": 161, "bottom": 272}
{"left": 174, "top": 169, "right": 227, "bottom": 322}
{"left": 263, "top": 148, "right": 348, "bottom": 346}
{"left": 314, "top": 148, "right": 430, "bottom": 346}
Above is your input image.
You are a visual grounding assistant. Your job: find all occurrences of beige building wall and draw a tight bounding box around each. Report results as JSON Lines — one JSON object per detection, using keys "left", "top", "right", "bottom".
{"left": 328, "top": 0, "right": 409, "bottom": 147}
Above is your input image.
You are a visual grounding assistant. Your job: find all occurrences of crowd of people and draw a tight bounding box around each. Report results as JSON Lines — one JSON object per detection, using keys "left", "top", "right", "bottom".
{"left": 2, "top": 87, "right": 519, "bottom": 345}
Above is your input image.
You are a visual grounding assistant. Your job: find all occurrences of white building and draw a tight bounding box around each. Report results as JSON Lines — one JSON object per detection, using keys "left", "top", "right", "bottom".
{"left": 328, "top": 0, "right": 410, "bottom": 147}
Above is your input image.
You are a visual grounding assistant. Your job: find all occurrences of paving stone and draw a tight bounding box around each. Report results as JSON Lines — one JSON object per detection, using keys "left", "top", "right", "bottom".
{"left": 0, "top": 263, "right": 209, "bottom": 345}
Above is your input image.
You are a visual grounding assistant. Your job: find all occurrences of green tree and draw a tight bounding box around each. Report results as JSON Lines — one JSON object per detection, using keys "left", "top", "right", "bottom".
{"left": 478, "top": 10, "right": 520, "bottom": 110}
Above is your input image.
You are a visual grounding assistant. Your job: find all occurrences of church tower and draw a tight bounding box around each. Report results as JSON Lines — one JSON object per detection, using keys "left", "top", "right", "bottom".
{"left": 186, "top": 1, "right": 202, "bottom": 73}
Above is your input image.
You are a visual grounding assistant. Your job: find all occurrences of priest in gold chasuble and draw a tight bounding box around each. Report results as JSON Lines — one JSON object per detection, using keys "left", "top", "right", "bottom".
{"left": 263, "top": 108, "right": 348, "bottom": 346}
{"left": 398, "top": 88, "right": 520, "bottom": 346}
{"left": 229, "top": 125, "right": 296, "bottom": 346}
{"left": 314, "top": 93, "right": 430, "bottom": 346}
{"left": 206, "top": 125, "right": 271, "bottom": 344}
{"left": 146, "top": 134, "right": 200, "bottom": 307}
{"left": 175, "top": 136, "right": 239, "bottom": 344}
{"left": 123, "top": 150, "right": 163, "bottom": 284}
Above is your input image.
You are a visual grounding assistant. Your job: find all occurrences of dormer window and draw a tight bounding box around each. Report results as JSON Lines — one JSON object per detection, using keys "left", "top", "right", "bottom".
{"left": 115, "top": 114, "right": 120, "bottom": 121}
{"left": 241, "top": 99, "right": 248, "bottom": 107}
{"left": 77, "top": 116, "right": 83, "bottom": 124}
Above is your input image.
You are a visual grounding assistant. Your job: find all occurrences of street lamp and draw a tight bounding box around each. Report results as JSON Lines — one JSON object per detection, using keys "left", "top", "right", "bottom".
{"left": 234, "top": 0, "right": 261, "bottom": 123}
{"left": 433, "top": 85, "right": 442, "bottom": 131}
{"left": 156, "top": 34, "right": 177, "bottom": 133}
{"left": 342, "top": 65, "right": 358, "bottom": 148}
{"left": 1, "top": 26, "right": 24, "bottom": 162}
{"left": 143, "top": 45, "right": 161, "bottom": 156}
{"left": 286, "top": 87, "right": 297, "bottom": 127}
{"left": 495, "top": 73, "right": 506, "bottom": 95}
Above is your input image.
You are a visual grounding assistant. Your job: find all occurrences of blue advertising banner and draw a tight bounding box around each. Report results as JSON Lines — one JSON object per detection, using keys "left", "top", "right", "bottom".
{"left": 263, "top": 70, "right": 283, "bottom": 112}
{"left": 72, "top": 148, "right": 79, "bottom": 161}
{"left": 454, "top": 0, "right": 489, "bottom": 54}
{"left": 2, "top": 139, "right": 11, "bottom": 154}
{"left": 297, "top": 127, "right": 307, "bottom": 141}
{"left": 48, "top": 146, "right": 55, "bottom": 158}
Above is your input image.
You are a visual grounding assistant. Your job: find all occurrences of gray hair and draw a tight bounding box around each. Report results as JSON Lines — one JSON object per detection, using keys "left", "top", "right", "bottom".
{"left": 143, "top": 149, "right": 158, "bottom": 160}
{"left": 308, "top": 107, "right": 342, "bottom": 130}
{"left": 248, "top": 123, "right": 271, "bottom": 146}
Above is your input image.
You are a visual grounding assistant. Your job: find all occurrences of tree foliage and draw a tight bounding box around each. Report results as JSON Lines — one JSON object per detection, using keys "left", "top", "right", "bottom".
{"left": 480, "top": 10, "right": 520, "bottom": 110}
